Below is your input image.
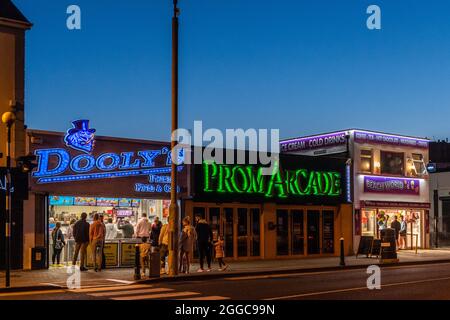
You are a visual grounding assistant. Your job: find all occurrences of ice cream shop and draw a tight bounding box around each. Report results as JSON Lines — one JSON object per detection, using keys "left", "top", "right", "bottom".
{"left": 281, "top": 129, "right": 431, "bottom": 251}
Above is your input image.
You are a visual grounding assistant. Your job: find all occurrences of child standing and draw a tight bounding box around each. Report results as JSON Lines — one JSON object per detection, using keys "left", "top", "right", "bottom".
{"left": 214, "top": 236, "right": 228, "bottom": 271}
{"left": 139, "top": 236, "right": 151, "bottom": 277}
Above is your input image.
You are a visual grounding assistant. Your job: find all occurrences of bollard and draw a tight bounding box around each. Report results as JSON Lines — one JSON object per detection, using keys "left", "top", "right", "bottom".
{"left": 134, "top": 244, "right": 141, "bottom": 280}
{"left": 339, "top": 237, "right": 346, "bottom": 267}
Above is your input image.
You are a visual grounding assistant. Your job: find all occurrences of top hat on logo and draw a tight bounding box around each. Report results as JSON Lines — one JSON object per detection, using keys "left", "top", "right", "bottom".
{"left": 64, "top": 119, "right": 97, "bottom": 154}
{"left": 67, "top": 120, "right": 96, "bottom": 135}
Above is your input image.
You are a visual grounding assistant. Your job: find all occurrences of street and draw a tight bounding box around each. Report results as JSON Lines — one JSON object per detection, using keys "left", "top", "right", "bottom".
{"left": 2, "top": 262, "right": 450, "bottom": 300}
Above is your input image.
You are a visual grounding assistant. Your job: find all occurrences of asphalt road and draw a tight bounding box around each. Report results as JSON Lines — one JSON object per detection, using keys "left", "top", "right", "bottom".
{"left": 2, "top": 262, "right": 450, "bottom": 300}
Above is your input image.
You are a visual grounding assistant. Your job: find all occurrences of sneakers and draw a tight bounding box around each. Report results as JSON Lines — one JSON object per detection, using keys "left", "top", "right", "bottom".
{"left": 218, "top": 268, "right": 223, "bottom": 272}
{"left": 80, "top": 267, "right": 88, "bottom": 272}
{"left": 206, "top": 268, "right": 212, "bottom": 272}
{"left": 197, "top": 268, "right": 204, "bottom": 273}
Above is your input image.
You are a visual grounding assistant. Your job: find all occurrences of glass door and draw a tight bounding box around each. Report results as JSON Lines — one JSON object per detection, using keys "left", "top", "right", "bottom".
{"left": 322, "top": 210, "right": 335, "bottom": 254}
{"left": 291, "top": 209, "right": 304, "bottom": 255}
{"left": 208, "top": 207, "right": 221, "bottom": 242}
{"left": 276, "top": 210, "right": 289, "bottom": 256}
{"left": 223, "top": 208, "right": 234, "bottom": 258}
{"left": 307, "top": 210, "right": 320, "bottom": 254}
{"left": 237, "top": 208, "right": 248, "bottom": 257}
{"left": 250, "top": 208, "right": 261, "bottom": 257}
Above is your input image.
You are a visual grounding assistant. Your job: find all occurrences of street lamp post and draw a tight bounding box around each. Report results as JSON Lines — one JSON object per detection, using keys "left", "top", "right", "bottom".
{"left": 2, "top": 111, "right": 16, "bottom": 288}
{"left": 168, "top": 0, "right": 180, "bottom": 277}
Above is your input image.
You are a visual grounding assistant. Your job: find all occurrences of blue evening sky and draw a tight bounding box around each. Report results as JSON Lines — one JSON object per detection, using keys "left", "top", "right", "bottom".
{"left": 14, "top": 0, "right": 450, "bottom": 141}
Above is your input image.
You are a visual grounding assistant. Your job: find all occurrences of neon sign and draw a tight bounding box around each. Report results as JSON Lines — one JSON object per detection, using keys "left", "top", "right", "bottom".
{"left": 203, "top": 161, "right": 342, "bottom": 199}
{"left": 64, "top": 120, "right": 96, "bottom": 154}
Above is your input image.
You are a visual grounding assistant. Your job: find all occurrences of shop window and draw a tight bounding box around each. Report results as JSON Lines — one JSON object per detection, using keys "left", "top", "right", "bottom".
{"left": 380, "top": 151, "right": 404, "bottom": 176}
{"left": 193, "top": 207, "right": 206, "bottom": 222}
{"left": 412, "top": 153, "right": 426, "bottom": 176}
{"left": 360, "top": 149, "right": 373, "bottom": 173}
{"left": 209, "top": 208, "right": 220, "bottom": 241}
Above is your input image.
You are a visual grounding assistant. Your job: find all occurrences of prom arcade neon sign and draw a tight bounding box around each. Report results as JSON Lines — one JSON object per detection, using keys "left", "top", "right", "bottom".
{"left": 203, "top": 161, "right": 342, "bottom": 199}
{"left": 32, "top": 120, "right": 183, "bottom": 194}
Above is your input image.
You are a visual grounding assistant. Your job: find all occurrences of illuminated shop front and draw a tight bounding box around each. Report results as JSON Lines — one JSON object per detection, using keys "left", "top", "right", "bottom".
{"left": 184, "top": 153, "right": 354, "bottom": 260}
{"left": 281, "top": 129, "right": 431, "bottom": 250}
{"left": 23, "top": 121, "right": 187, "bottom": 269}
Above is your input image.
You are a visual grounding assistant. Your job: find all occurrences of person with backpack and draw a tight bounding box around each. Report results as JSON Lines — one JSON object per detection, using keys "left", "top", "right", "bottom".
{"left": 51, "top": 222, "right": 66, "bottom": 266}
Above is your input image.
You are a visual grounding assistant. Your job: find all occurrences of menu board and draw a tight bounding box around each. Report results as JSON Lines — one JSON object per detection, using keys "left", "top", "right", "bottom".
{"left": 49, "top": 196, "right": 74, "bottom": 206}
{"left": 131, "top": 199, "right": 141, "bottom": 208}
{"left": 116, "top": 209, "right": 134, "bottom": 217}
{"left": 74, "top": 197, "right": 96, "bottom": 206}
{"left": 96, "top": 198, "right": 119, "bottom": 207}
{"left": 119, "top": 198, "right": 132, "bottom": 207}
{"left": 120, "top": 243, "right": 137, "bottom": 267}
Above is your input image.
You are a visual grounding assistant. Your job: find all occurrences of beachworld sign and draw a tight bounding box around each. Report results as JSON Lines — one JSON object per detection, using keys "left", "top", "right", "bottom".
{"left": 202, "top": 161, "right": 342, "bottom": 200}
{"left": 363, "top": 176, "right": 420, "bottom": 196}
{"left": 280, "top": 132, "right": 348, "bottom": 156}
{"left": 354, "top": 130, "right": 429, "bottom": 149}
{"left": 30, "top": 120, "right": 185, "bottom": 197}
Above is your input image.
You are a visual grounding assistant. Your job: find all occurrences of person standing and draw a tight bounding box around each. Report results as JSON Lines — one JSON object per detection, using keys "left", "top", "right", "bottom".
{"left": 399, "top": 215, "right": 407, "bottom": 249}
{"left": 214, "top": 236, "right": 228, "bottom": 271}
{"left": 159, "top": 222, "right": 169, "bottom": 274}
{"left": 105, "top": 217, "right": 118, "bottom": 240}
{"left": 135, "top": 213, "right": 151, "bottom": 239}
{"left": 90, "top": 213, "right": 105, "bottom": 272}
{"left": 72, "top": 212, "right": 90, "bottom": 271}
{"left": 179, "top": 217, "right": 196, "bottom": 274}
{"left": 118, "top": 218, "right": 134, "bottom": 239}
{"left": 51, "top": 222, "right": 65, "bottom": 266}
{"left": 139, "top": 237, "right": 151, "bottom": 278}
{"left": 150, "top": 216, "right": 162, "bottom": 247}
{"left": 391, "top": 215, "right": 401, "bottom": 249}
{"left": 99, "top": 214, "right": 107, "bottom": 270}
{"left": 195, "top": 216, "right": 213, "bottom": 272}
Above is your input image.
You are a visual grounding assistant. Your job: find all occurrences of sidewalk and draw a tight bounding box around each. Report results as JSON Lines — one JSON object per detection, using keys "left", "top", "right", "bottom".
{"left": 1, "top": 249, "right": 450, "bottom": 291}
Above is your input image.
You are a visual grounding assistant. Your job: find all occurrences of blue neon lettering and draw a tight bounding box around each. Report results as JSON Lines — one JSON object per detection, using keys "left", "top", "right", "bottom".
{"left": 33, "top": 149, "right": 70, "bottom": 178}
{"left": 96, "top": 153, "right": 121, "bottom": 171}
{"left": 138, "top": 150, "right": 161, "bottom": 168}
{"left": 119, "top": 152, "right": 141, "bottom": 169}
{"left": 71, "top": 154, "right": 96, "bottom": 173}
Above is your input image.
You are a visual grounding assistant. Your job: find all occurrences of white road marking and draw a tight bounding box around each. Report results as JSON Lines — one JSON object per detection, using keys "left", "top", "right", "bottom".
{"left": 112, "top": 291, "right": 201, "bottom": 300}
{"left": 0, "top": 289, "right": 65, "bottom": 298}
{"left": 264, "top": 275, "right": 450, "bottom": 300}
{"left": 177, "top": 296, "right": 231, "bottom": 300}
{"left": 90, "top": 287, "right": 173, "bottom": 297}
{"left": 68, "top": 284, "right": 150, "bottom": 293}
{"left": 106, "top": 279, "right": 135, "bottom": 285}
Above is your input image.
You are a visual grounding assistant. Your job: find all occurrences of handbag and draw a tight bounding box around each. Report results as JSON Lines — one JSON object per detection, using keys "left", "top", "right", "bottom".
{"left": 54, "top": 229, "right": 64, "bottom": 250}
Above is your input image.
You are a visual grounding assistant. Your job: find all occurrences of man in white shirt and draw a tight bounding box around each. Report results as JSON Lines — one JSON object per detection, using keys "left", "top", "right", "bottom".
{"left": 105, "top": 218, "right": 118, "bottom": 240}
{"left": 134, "top": 213, "right": 151, "bottom": 238}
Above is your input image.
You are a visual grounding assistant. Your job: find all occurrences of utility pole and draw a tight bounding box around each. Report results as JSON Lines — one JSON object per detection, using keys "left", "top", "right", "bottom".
{"left": 2, "top": 111, "right": 16, "bottom": 288}
{"left": 168, "top": 0, "right": 180, "bottom": 277}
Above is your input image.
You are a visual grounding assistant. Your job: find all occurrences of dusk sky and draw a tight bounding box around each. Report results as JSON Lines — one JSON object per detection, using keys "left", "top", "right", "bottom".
{"left": 14, "top": 0, "right": 450, "bottom": 141}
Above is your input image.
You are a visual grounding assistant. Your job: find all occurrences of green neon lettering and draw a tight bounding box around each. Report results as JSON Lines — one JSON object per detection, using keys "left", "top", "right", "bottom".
{"left": 218, "top": 165, "right": 233, "bottom": 193}
{"left": 231, "top": 166, "right": 249, "bottom": 193}
{"left": 329, "top": 172, "right": 342, "bottom": 196}
{"left": 203, "top": 161, "right": 217, "bottom": 192}
{"left": 247, "top": 166, "right": 265, "bottom": 194}
{"left": 266, "top": 163, "right": 287, "bottom": 198}
{"left": 294, "top": 169, "right": 309, "bottom": 195}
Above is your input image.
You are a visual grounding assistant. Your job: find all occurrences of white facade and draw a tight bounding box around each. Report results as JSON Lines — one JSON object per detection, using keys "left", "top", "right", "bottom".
{"left": 281, "top": 129, "right": 431, "bottom": 250}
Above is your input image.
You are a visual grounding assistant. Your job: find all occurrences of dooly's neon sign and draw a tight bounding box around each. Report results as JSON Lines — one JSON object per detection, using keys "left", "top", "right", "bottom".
{"left": 203, "top": 161, "right": 342, "bottom": 199}
{"left": 32, "top": 147, "right": 182, "bottom": 185}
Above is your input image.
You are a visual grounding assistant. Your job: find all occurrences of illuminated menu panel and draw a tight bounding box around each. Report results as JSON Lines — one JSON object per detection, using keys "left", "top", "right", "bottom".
{"left": 96, "top": 198, "right": 119, "bottom": 207}
{"left": 50, "top": 196, "right": 74, "bottom": 206}
{"left": 74, "top": 197, "right": 96, "bottom": 206}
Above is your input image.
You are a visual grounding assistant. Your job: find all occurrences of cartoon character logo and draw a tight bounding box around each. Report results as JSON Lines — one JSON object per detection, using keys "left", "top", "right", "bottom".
{"left": 64, "top": 120, "right": 96, "bottom": 154}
